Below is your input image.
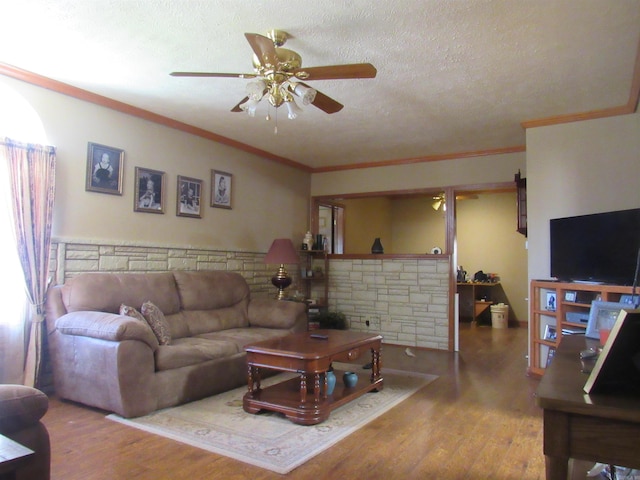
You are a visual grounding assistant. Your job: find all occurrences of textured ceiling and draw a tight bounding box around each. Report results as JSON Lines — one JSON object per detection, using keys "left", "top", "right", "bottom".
{"left": 1, "top": 1, "right": 639, "bottom": 170}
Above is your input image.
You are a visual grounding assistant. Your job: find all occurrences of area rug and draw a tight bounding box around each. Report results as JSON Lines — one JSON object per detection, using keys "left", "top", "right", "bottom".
{"left": 107, "top": 365, "right": 437, "bottom": 474}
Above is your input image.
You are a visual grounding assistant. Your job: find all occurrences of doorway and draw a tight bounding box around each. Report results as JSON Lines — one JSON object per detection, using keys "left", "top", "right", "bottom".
{"left": 317, "top": 202, "right": 345, "bottom": 254}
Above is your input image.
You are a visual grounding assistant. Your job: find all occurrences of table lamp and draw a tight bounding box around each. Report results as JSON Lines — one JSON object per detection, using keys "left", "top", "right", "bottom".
{"left": 264, "top": 238, "right": 299, "bottom": 299}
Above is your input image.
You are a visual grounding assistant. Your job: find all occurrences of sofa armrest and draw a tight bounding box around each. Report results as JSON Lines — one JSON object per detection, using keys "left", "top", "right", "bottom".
{"left": 248, "top": 299, "right": 307, "bottom": 332}
{"left": 55, "top": 311, "right": 159, "bottom": 350}
{"left": 0, "top": 385, "right": 48, "bottom": 434}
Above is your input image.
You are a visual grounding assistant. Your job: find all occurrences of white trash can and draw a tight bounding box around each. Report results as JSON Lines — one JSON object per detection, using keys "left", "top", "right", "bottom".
{"left": 490, "top": 304, "right": 509, "bottom": 329}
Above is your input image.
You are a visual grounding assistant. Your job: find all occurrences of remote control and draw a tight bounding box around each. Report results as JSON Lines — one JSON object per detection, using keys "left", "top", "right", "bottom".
{"left": 310, "top": 333, "right": 329, "bottom": 340}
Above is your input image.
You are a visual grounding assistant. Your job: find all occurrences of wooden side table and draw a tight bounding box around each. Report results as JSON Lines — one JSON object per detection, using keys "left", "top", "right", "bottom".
{"left": 0, "top": 434, "right": 34, "bottom": 480}
{"left": 536, "top": 335, "right": 640, "bottom": 479}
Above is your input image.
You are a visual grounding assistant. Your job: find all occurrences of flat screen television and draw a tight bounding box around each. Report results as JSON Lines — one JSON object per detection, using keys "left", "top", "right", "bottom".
{"left": 550, "top": 208, "right": 640, "bottom": 285}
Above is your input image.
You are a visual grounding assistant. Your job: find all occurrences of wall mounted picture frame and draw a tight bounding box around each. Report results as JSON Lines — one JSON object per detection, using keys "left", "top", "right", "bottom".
{"left": 134, "top": 167, "right": 165, "bottom": 214}
{"left": 211, "top": 170, "right": 232, "bottom": 209}
{"left": 177, "top": 175, "right": 203, "bottom": 218}
{"left": 85, "top": 142, "right": 124, "bottom": 195}
{"left": 585, "top": 301, "right": 629, "bottom": 339}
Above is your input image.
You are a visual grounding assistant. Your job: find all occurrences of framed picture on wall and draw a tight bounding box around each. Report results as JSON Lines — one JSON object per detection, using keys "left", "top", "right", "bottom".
{"left": 134, "top": 167, "right": 165, "bottom": 214}
{"left": 85, "top": 142, "right": 124, "bottom": 195}
{"left": 211, "top": 170, "right": 232, "bottom": 209}
{"left": 177, "top": 175, "right": 203, "bottom": 218}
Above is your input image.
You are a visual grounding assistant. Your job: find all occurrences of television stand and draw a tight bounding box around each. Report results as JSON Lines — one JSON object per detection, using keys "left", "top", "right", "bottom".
{"left": 529, "top": 280, "right": 634, "bottom": 377}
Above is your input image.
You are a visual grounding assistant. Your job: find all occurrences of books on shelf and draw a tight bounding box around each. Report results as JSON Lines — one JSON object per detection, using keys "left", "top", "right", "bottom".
{"left": 561, "top": 327, "right": 586, "bottom": 335}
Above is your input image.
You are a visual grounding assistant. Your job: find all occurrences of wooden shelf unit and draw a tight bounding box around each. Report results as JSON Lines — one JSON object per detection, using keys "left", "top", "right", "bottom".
{"left": 457, "top": 282, "right": 501, "bottom": 323}
{"left": 529, "top": 280, "right": 634, "bottom": 376}
{"left": 300, "top": 249, "right": 329, "bottom": 328}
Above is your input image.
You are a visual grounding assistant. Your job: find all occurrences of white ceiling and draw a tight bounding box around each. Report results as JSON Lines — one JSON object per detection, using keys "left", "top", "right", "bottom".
{"left": 1, "top": 1, "right": 639, "bottom": 171}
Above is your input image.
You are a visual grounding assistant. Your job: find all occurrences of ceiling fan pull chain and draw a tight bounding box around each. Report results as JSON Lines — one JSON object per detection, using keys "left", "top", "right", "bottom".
{"left": 274, "top": 107, "right": 278, "bottom": 135}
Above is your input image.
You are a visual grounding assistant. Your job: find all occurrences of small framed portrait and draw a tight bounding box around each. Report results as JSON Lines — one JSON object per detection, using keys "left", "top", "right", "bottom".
{"left": 134, "top": 167, "right": 165, "bottom": 214}
{"left": 545, "top": 292, "right": 557, "bottom": 311}
{"left": 585, "top": 301, "right": 627, "bottom": 340}
{"left": 543, "top": 324, "right": 557, "bottom": 342}
{"left": 564, "top": 291, "right": 577, "bottom": 302}
{"left": 85, "top": 142, "right": 124, "bottom": 195}
{"left": 177, "top": 175, "right": 203, "bottom": 218}
{"left": 211, "top": 170, "right": 232, "bottom": 209}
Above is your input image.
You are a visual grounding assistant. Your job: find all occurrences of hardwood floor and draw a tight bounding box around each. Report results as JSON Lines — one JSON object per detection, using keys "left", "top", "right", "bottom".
{"left": 41, "top": 324, "right": 585, "bottom": 479}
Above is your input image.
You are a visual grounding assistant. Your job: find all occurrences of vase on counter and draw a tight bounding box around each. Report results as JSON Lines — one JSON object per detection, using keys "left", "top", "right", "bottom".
{"left": 303, "top": 231, "right": 314, "bottom": 251}
{"left": 371, "top": 237, "right": 384, "bottom": 254}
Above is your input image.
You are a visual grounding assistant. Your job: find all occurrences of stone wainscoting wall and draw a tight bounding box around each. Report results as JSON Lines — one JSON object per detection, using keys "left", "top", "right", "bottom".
{"left": 48, "top": 239, "right": 276, "bottom": 298}
{"left": 325, "top": 257, "right": 451, "bottom": 350}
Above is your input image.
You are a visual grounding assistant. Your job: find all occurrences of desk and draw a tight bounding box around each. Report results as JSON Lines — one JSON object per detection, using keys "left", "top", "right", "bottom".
{"left": 535, "top": 335, "right": 640, "bottom": 480}
{"left": 456, "top": 282, "right": 500, "bottom": 323}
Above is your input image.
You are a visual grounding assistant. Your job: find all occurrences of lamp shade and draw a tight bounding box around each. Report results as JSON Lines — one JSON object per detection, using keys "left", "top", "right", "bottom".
{"left": 264, "top": 239, "right": 299, "bottom": 265}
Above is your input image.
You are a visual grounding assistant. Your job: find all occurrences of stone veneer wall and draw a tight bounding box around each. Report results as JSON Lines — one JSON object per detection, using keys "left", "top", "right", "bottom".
{"left": 48, "top": 240, "right": 276, "bottom": 298}
{"left": 325, "top": 257, "right": 451, "bottom": 350}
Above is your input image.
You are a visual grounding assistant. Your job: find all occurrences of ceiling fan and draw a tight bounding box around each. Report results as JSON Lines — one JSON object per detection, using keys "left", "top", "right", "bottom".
{"left": 170, "top": 29, "right": 377, "bottom": 120}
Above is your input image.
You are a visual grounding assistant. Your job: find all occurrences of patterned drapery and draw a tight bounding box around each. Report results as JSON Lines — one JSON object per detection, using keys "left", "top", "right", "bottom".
{"left": 1, "top": 137, "right": 56, "bottom": 387}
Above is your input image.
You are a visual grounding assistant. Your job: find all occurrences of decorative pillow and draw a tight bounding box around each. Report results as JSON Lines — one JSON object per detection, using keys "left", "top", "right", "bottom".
{"left": 119, "top": 304, "right": 146, "bottom": 323}
{"left": 141, "top": 301, "right": 172, "bottom": 345}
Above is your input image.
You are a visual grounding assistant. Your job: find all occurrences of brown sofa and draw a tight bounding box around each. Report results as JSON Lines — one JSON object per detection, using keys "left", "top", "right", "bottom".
{"left": 0, "top": 384, "right": 50, "bottom": 480}
{"left": 44, "top": 271, "right": 307, "bottom": 418}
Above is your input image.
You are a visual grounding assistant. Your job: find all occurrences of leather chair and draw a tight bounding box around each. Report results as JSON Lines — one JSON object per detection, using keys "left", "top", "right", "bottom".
{"left": 0, "top": 385, "right": 50, "bottom": 480}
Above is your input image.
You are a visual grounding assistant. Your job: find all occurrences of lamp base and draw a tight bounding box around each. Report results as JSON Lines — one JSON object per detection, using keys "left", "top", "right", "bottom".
{"left": 271, "top": 265, "right": 292, "bottom": 300}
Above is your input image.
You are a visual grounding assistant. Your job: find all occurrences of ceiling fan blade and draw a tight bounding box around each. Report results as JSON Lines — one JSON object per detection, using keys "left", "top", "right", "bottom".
{"left": 308, "top": 88, "right": 344, "bottom": 114}
{"left": 244, "top": 33, "right": 279, "bottom": 68}
{"left": 293, "top": 63, "right": 377, "bottom": 81}
{"left": 170, "top": 71, "right": 256, "bottom": 78}
{"left": 231, "top": 97, "right": 249, "bottom": 113}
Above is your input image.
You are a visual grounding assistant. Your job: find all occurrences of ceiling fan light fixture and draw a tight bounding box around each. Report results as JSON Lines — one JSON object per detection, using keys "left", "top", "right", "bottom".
{"left": 291, "top": 82, "right": 317, "bottom": 105}
{"left": 239, "top": 97, "right": 260, "bottom": 117}
{"left": 285, "top": 100, "right": 302, "bottom": 120}
{"left": 246, "top": 79, "right": 267, "bottom": 101}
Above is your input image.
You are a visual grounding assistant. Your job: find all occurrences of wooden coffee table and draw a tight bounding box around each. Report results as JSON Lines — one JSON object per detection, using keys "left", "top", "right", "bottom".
{"left": 243, "top": 329, "right": 383, "bottom": 425}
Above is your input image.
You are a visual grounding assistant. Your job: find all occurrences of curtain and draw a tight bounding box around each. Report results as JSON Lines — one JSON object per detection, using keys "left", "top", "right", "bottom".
{"left": 0, "top": 137, "right": 56, "bottom": 387}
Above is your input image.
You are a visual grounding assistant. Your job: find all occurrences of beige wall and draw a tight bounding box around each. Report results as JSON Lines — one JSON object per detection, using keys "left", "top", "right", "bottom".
{"left": 391, "top": 197, "right": 446, "bottom": 254}
{"left": 456, "top": 192, "right": 528, "bottom": 322}
{"left": 1, "top": 75, "right": 310, "bottom": 253}
{"left": 342, "top": 197, "right": 393, "bottom": 254}
{"left": 526, "top": 111, "right": 640, "bottom": 283}
{"left": 311, "top": 151, "right": 526, "bottom": 196}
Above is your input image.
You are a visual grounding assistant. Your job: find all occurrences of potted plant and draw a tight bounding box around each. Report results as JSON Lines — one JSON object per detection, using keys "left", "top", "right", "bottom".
{"left": 315, "top": 310, "right": 347, "bottom": 330}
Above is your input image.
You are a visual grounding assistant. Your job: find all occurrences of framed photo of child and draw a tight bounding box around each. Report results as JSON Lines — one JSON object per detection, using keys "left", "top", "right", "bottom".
{"left": 85, "top": 142, "right": 124, "bottom": 195}
{"left": 177, "top": 175, "right": 203, "bottom": 218}
{"left": 134, "top": 167, "right": 165, "bottom": 214}
{"left": 211, "top": 170, "right": 232, "bottom": 209}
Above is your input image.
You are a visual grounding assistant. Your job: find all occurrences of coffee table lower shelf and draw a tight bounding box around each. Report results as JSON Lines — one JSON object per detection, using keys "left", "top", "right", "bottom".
{"left": 243, "top": 369, "right": 384, "bottom": 425}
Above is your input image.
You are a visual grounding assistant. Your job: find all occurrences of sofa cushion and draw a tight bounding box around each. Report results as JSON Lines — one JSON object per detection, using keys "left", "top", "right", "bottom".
{"left": 61, "top": 272, "right": 181, "bottom": 315}
{"left": 154, "top": 338, "right": 240, "bottom": 371}
{"left": 141, "top": 301, "right": 172, "bottom": 345}
{"left": 199, "top": 327, "right": 290, "bottom": 351}
{"left": 173, "top": 270, "right": 250, "bottom": 314}
{"left": 120, "top": 304, "right": 146, "bottom": 323}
